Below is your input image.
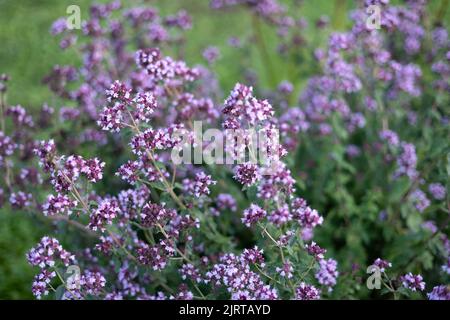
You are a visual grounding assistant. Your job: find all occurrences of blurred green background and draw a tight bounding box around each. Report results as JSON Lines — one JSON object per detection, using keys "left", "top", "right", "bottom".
{"left": 0, "top": 0, "right": 447, "bottom": 299}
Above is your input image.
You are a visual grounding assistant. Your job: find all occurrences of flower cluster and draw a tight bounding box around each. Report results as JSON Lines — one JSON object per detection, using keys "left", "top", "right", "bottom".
{"left": 42, "top": 194, "right": 77, "bottom": 216}
{"left": 27, "top": 237, "right": 76, "bottom": 299}
{"left": 373, "top": 258, "right": 392, "bottom": 273}
{"left": 292, "top": 198, "right": 324, "bottom": 229}
{"left": 401, "top": 273, "right": 426, "bottom": 292}
{"left": 315, "top": 259, "right": 339, "bottom": 291}
{"left": 242, "top": 204, "right": 267, "bottom": 227}
{"left": 89, "top": 199, "right": 121, "bottom": 232}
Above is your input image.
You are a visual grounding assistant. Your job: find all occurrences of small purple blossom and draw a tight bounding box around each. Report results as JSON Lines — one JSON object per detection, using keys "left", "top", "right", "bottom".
{"left": 427, "top": 285, "right": 450, "bottom": 300}
{"left": 292, "top": 198, "right": 324, "bottom": 229}
{"left": 305, "top": 242, "right": 327, "bottom": 260}
{"left": 315, "top": 258, "right": 339, "bottom": 290}
{"left": 276, "top": 260, "right": 293, "bottom": 279}
{"left": 9, "top": 191, "right": 32, "bottom": 209}
{"left": 234, "top": 162, "right": 261, "bottom": 186}
{"left": 43, "top": 194, "right": 77, "bottom": 216}
{"left": 27, "top": 236, "right": 75, "bottom": 268}
{"left": 89, "top": 199, "right": 121, "bottom": 232}
{"left": 401, "top": 273, "right": 425, "bottom": 292}
{"left": 428, "top": 183, "right": 446, "bottom": 200}
{"left": 202, "top": 46, "right": 220, "bottom": 64}
{"left": 410, "top": 189, "right": 430, "bottom": 213}
{"left": 373, "top": 258, "right": 392, "bottom": 272}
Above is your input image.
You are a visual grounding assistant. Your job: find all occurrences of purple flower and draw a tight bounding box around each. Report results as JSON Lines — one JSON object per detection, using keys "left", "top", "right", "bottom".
{"left": 373, "top": 258, "right": 392, "bottom": 272}
{"left": 234, "top": 162, "right": 260, "bottom": 186}
{"left": 242, "top": 246, "right": 265, "bottom": 266}
{"left": 345, "top": 145, "right": 361, "bottom": 158}
{"left": 292, "top": 198, "right": 323, "bottom": 229}
{"left": 295, "top": 282, "right": 321, "bottom": 300}
{"left": 427, "top": 285, "right": 450, "bottom": 300}
{"left": 43, "top": 194, "right": 77, "bottom": 216}
{"left": 401, "top": 273, "right": 425, "bottom": 292}
{"left": 0, "top": 131, "right": 17, "bottom": 157}
{"left": 34, "top": 140, "right": 56, "bottom": 172}
{"left": 135, "top": 48, "right": 162, "bottom": 69}
{"left": 379, "top": 129, "right": 399, "bottom": 147}
{"left": 432, "top": 27, "right": 448, "bottom": 49}
{"left": 223, "top": 83, "right": 274, "bottom": 127}
{"left": 391, "top": 62, "right": 422, "bottom": 97}
{"left": 32, "top": 269, "right": 56, "bottom": 299}
{"left": 206, "top": 251, "right": 278, "bottom": 300}
{"left": 395, "top": 142, "right": 418, "bottom": 179}
{"left": 242, "top": 204, "right": 267, "bottom": 227}
{"left": 9, "top": 191, "right": 32, "bottom": 209}
{"left": 137, "top": 242, "right": 169, "bottom": 271}
{"left": 116, "top": 160, "right": 140, "bottom": 185}
{"left": 81, "top": 158, "right": 105, "bottom": 183}
{"left": 50, "top": 17, "right": 67, "bottom": 35}
{"left": 421, "top": 220, "right": 438, "bottom": 233}
{"left": 6, "top": 105, "right": 34, "bottom": 127}
{"left": 106, "top": 80, "right": 132, "bottom": 104}
{"left": 428, "top": 183, "right": 446, "bottom": 200}
{"left": 180, "top": 264, "right": 203, "bottom": 283}
{"left": 409, "top": 189, "right": 430, "bottom": 213}
{"left": 148, "top": 23, "right": 168, "bottom": 43}
{"left": 89, "top": 199, "right": 121, "bottom": 232}
{"left": 174, "top": 284, "right": 194, "bottom": 300}
{"left": 27, "top": 236, "right": 75, "bottom": 268}
{"left": 277, "top": 230, "right": 295, "bottom": 246}
{"left": 315, "top": 258, "right": 339, "bottom": 290}
{"left": 276, "top": 260, "right": 294, "bottom": 279}
{"left": 81, "top": 270, "right": 107, "bottom": 295}
{"left": 164, "top": 10, "right": 192, "bottom": 30}
{"left": 140, "top": 202, "right": 171, "bottom": 227}
{"left": 183, "top": 171, "right": 216, "bottom": 197}
{"left": 305, "top": 242, "right": 327, "bottom": 260}
{"left": 202, "top": 46, "right": 220, "bottom": 64}
{"left": 441, "top": 257, "right": 450, "bottom": 275}
{"left": 216, "top": 193, "right": 237, "bottom": 212}
{"left": 268, "top": 205, "right": 292, "bottom": 226}
{"left": 59, "top": 107, "right": 80, "bottom": 121}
